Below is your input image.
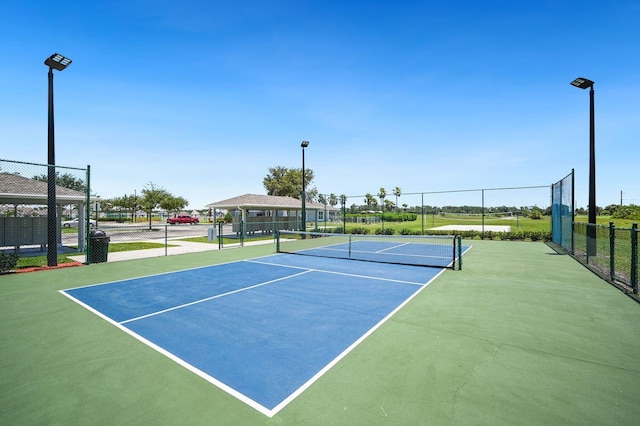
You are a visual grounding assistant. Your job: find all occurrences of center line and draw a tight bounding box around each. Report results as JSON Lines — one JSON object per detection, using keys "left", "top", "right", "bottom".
{"left": 120, "top": 270, "right": 312, "bottom": 324}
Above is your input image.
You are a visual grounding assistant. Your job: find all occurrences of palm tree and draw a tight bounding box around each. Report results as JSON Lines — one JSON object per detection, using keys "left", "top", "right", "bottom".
{"left": 393, "top": 187, "right": 401, "bottom": 212}
{"left": 378, "top": 187, "right": 387, "bottom": 207}
{"left": 364, "top": 193, "right": 376, "bottom": 209}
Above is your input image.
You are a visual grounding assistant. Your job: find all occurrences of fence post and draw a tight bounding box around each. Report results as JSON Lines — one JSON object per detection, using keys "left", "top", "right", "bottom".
{"left": 585, "top": 223, "right": 590, "bottom": 263}
{"left": 632, "top": 223, "right": 638, "bottom": 294}
{"left": 164, "top": 224, "right": 168, "bottom": 256}
{"left": 609, "top": 222, "right": 615, "bottom": 282}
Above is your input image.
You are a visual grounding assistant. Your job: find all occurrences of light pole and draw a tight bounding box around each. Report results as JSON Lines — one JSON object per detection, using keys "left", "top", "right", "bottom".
{"left": 301, "top": 141, "right": 309, "bottom": 232}
{"left": 570, "top": 77, "right": 596, "bottom": 256}
{"left": 45, "top": 53, "right": 72, "bottom": 266}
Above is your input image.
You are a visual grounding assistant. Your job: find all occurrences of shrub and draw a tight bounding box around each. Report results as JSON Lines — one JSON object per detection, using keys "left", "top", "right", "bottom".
{"left": 375, "top": 227, "right": 395, "bottom": 235}
{"left": 530, "top": 210, "right": 543, "bottom": 220}
{"left": 348, "top": 227, "right": 370, "bottom": 235}
{"left": 0, "top": 253, "right": 19, "bottom": 273}
{"left": 612, "top": 205, "right": 640, "bottom": 221}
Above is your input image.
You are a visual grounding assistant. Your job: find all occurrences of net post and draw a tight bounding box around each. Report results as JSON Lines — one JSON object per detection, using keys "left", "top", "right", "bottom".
{"left": 457, "top": 235, "right": 462, "bottom": 270}
{"left": 276, "top": 230, "right": 280, "bottom": 252}
{"left": 631, "top": 223, "right": 638, "bottom": 294}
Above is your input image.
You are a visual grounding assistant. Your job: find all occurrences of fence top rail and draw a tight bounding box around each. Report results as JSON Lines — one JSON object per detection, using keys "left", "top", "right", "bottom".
{"left": 574, "top": 221, "right": 639, "bottom": 231}
{"left": 341, "top": 185, "right": 551, "bottom": 198}
{"left": 0, "top": 158, "right": 87, "bottom": 172}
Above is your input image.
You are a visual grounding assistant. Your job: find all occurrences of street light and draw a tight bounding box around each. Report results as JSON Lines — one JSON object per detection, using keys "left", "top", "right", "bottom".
{"left": 301, "top": 141, "right": 309, "bottom": 232}
{"left": 45, "top": 53, "right": 72, "bottom": 266}
{"left": 570, "top": 77, "right": 596, "bottom": 256}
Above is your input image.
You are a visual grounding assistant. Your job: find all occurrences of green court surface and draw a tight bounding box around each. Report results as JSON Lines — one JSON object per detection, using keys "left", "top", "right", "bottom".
{"left": 1, "top": 240, "right": 639, "bottom": 425}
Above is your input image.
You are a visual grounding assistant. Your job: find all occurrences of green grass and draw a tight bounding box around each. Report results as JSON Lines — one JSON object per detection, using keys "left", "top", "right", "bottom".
{"left": 17, "top": 254, "right": 79, "bottom": 269}
{"left": 14, "top": 242, "right": 176, "bottom": 269}
{"left": 107, "top": 241, "right": 177, "bottom": 252}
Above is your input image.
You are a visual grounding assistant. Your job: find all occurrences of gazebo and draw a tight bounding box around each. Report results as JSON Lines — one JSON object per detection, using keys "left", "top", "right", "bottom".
{"left": 206, "top": 194, "right": 339, "bottom": 237}
{"left": 0, "top": 172, "right": 96, "bottom": 253}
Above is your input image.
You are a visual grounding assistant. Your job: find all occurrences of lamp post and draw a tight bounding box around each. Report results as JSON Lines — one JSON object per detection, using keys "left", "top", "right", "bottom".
{"left": 45, "top": 53, "right": 72, "bottom": 266}
{"left": 301, "top": 141, "right": 309, "bottom": 232}
{"left": 570, "top": 77, "right": 596, "bottom": 256}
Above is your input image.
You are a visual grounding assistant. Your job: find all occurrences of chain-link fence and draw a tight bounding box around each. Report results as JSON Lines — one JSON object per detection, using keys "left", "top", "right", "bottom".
{"left": 315, "top": 185, "right": 551, "bottom": 238}
{"left": 0, "top": 158, "right": 90, "bottom": 263}
{"left": 573, "top": 222, "right": 639, "bottom": 293}
{"left": 551, "top": 170, "right": 574, "bottom": 250}
{"left": 551, "top": 169, "right": 639, "bottom": 295}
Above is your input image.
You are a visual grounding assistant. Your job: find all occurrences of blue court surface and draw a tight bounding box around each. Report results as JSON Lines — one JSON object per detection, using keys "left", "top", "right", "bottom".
{"left": 61, "top": 254, "right": 447, "bottom": 417}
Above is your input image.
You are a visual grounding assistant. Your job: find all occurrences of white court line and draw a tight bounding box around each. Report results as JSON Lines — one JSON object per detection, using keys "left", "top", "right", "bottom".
{"left": 119, "top": 269, "right": 312, "bottom": 324}
{"left": 375, "top": 242, "right": 410, "bottom": 253}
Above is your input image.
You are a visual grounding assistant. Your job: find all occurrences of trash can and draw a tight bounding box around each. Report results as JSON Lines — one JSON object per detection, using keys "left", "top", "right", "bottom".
{"left": 89, "top": 229, "right": 110, "bottom": 263}
{"left": 207, "top": 226, "right": 217, "bottom": 241}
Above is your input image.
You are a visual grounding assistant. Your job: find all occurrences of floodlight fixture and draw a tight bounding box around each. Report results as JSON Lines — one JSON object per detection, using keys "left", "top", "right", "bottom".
{"left": 301, "top": 140, "right": 309, "bottom": 148}
{"left": 45, "top": 53, "right": 72, "bottom": 71}
{"left": 570, "top": 77, "right": 594, "bottom": 90}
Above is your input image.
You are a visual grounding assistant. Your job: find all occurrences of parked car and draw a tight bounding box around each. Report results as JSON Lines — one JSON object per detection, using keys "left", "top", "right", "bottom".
{"left": 167, "top": 215, "right": 199, "bottom": 225}
{"left": 62, "top": 218, "right": 97, "bottom": 228}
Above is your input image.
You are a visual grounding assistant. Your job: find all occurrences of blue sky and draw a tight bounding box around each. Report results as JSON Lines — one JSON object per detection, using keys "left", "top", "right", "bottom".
{"left": 1, "top": 1, "right": 638, "bottom": 210}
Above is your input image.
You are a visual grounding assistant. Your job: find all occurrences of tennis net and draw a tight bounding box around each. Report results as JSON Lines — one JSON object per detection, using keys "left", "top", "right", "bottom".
{"left": 276, "top": 230, "right": 463, "bottom": 269}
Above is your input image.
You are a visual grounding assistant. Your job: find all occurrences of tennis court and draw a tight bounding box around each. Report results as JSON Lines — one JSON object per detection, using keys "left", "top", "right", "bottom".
{"left": 61, "top": 249, "right": 452, "bottom": 416}
{"left": 2, "top": 240, "right": 640, "bottom": 425}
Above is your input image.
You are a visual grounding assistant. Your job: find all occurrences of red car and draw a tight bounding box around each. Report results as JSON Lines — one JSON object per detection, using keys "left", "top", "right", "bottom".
{"left": 167, "top": 215, "right": 199, "bottom": 225}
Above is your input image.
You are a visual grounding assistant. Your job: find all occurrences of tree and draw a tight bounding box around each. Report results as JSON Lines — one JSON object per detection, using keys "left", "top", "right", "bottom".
{"left": 329, "top": 193, "right": 338, "bottom": 207}
{"left": 140, "top": 182, "right": 170, "bottom": 228}
{"left": 364, "top": 193, "right": 376, "bottom": 209}
{"left": 377, "top": 188, "right": 387, "bottom": 208}
{"left": 161, "top": 196, "right": 189, "bottom": 217}
{"left": 109, "top": 194, "right": 140, "bottom": 222}
{"left": 263, "top": 166, "right": 315, "bottom": 200}
{"left": 393, "top": 187, "right": 401, "bottom": 212}
{"left": 33, "top": 172, "right": 86, "bottom": 192}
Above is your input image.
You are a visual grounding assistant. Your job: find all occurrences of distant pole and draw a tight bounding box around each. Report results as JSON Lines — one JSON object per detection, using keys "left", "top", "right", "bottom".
{"left": 301, "top": 141, "right": 309, "bottom": 232}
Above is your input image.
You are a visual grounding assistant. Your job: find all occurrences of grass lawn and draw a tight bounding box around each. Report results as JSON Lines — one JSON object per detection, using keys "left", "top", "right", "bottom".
{"left": 15, "top": 242, "right": 176, "bottom": 269}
